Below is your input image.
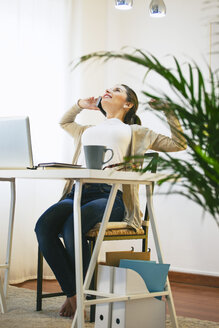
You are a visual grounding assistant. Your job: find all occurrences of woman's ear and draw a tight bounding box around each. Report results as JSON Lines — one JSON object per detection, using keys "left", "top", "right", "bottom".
{"left": 124, "top": 102, "right": 133, "bottom": 110}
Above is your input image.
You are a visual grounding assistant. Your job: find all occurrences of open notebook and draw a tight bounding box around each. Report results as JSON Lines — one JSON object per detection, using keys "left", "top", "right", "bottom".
{"left": 0, "top": 116, "right": 81, "bottom": 169}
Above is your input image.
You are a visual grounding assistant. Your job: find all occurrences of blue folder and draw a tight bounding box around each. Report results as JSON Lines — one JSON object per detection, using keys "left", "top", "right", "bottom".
{"left": 119, "top": 260, "right": 170, "bottom": 299}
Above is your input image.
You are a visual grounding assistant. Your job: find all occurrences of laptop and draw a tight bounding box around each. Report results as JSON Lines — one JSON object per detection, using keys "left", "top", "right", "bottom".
{"left": 0, "top": 116, "right": 81, "bottom": 170}
{"left": 0, "top": 116, "right": 34, "bottom": 169}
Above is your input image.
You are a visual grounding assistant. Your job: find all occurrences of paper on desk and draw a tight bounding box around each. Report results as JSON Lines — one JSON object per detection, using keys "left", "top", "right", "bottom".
{"left": 36, "top": 162, "right": 82, "bottom": 169}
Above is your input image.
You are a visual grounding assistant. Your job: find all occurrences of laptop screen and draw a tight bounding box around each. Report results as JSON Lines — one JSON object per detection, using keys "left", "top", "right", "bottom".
{"left": 0, "top": 116, "right": 34, "bottom": 169}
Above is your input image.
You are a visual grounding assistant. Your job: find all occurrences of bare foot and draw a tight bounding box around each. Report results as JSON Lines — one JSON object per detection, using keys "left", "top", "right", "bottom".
{"left": 59, "top": 295, "right": 76, "bottom": 318}
{"left": 68, "top": 295, "right": 77, "bottom": 319}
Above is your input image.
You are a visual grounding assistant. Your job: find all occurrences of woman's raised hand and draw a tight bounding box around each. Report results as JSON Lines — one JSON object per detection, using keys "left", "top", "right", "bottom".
{"left": 77, "top": 97, "right": 99, "bottom": 110}
{"left": 149, "top": 99, "right": 170, "bottom": 110}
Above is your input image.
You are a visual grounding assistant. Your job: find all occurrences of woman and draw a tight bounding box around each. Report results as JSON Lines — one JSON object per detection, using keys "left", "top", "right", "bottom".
{"left": 35, "top": 84, "right": 186, "bottom": 318}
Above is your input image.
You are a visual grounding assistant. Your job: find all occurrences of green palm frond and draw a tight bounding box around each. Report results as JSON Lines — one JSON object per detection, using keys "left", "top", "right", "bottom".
{"left": 75, "top": 49, "right": 219, "bottom": 225}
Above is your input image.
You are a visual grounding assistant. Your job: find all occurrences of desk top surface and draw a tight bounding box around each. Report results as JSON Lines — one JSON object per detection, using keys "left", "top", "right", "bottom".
{"left": 0, "top": 168, "right": 168, "bottom": 184}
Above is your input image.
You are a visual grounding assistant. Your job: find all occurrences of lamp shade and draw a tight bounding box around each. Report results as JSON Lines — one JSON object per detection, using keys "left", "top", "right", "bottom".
{"left": 115, "top": 0, "right": 133, "bottom": 10}
{"left": 149, "top": 0, "right": 166, "bottom": 17}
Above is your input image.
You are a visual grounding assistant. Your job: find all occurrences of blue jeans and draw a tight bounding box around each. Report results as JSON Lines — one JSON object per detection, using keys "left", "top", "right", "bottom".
{"left": 35, "top": 183, "right": 125, "bottom": 297}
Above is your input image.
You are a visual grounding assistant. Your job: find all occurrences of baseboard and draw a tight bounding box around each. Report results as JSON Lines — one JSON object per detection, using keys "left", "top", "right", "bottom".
{"left": 168, "top": 271, "right": 219, "bottom": 288}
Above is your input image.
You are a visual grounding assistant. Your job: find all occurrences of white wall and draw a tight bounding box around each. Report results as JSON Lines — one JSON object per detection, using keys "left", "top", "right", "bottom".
{"left": 0, "top": 0, "right": 218, "bottom": 283}
{"left": 0, "top": 0, "right": 73, "bottom": 282}
{"left": 82, "top": 0, "right": 219, "bottom": 276}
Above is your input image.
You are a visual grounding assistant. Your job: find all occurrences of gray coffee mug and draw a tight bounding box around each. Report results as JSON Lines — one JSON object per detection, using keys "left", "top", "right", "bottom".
{"left": 83, "top": 145, "right": 114, "bottom": 170}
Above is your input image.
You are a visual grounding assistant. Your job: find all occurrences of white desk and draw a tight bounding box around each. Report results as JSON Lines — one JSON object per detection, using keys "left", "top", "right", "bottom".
{"left": 0, "top": 169, "right": 178, "bottom": 328}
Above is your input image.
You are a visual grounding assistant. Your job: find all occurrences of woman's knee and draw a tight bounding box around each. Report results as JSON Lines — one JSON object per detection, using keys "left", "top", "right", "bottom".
{"left": 35, "top": 200, "right": 73, "bottom": 237}
{"left": 35, "top": 205, "right": 58, "bottom": 239}
{"left": 34, "top": 215, "right": 50, "bottom": 241}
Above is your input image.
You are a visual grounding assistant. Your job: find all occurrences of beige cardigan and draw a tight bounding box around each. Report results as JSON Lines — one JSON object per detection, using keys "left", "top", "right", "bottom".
{"left": 59, "top": 104, "right": 187, "bottom": 230}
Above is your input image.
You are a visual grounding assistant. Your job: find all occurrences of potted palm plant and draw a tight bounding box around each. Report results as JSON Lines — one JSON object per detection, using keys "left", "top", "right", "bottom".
{"left": 75, "top": 49, "right": 219, "bottom": 226}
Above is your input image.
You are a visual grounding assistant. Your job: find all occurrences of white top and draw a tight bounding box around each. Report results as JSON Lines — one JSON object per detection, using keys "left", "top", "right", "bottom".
{"left": 60, "top": 104, "right": 186, "bottom": 230}
{"left": 80, "top": 118, "right": 132, "bottom": 168}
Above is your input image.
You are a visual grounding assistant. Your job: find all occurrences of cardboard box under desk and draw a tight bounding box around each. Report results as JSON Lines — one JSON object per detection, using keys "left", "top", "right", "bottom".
{"left": 105, "top": 250, "right": 151, "bottom": 267}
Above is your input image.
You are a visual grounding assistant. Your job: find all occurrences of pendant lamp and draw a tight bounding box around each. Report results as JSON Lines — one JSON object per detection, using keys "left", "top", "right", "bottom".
{"left": 149, "top": 0, "right": 166, "bottom": 17}
{"left": 115, "top": 0, "right": 133, "bottom": 10}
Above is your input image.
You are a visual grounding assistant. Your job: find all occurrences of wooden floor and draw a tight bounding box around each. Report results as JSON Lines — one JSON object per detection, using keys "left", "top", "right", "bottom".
{"left": 12, "top": 279, "right": 219, "bottom": 323}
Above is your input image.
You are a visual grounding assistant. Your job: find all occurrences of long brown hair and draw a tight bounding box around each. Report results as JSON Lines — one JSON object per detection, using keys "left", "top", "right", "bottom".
{"left": 122, "top": 84, "right": 141, "bottom": 125}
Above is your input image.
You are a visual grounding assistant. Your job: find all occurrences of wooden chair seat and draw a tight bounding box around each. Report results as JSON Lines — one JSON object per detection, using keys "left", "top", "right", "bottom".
{"left": 86, "top": 222, "right": 146, "bottom": 237}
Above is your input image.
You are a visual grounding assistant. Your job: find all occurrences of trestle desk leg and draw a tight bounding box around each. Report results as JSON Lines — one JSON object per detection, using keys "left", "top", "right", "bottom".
{"left": 4, "top": 179, "right": 16, "bottom": 297}
{"left": 72, "top": 180, "right": 84, "bottom": 328}
{"left": 0, "top": 278, "right": 7, "bottom": 313}
{"left": 71, "top": 182, "right": 119, "bottom": 328}
{"left": 146, "top": 184, "right": 178, "bottom": 328}
{"left": 0, "top": 178, "right": 15, "bottom": 313}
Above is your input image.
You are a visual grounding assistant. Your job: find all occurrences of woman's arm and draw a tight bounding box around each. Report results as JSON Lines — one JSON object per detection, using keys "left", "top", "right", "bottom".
{"left": 59, "top": 103, "right": 85, "bottom": 138}
{"left": 149, "top": 100, "right": 187, "bottom": 152}
{"left": 59, "top": 97, "right": 100, "bottom": 138}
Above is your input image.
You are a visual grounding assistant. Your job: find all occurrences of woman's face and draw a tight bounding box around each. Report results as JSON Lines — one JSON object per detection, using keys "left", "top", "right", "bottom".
{"left": 101, "top": 84, "right": 129, "bottom": 116}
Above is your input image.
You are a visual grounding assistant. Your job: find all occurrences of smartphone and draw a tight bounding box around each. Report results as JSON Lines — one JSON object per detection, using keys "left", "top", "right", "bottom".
{"left": 96, "top": 96, "right": 106, "bottom": 116}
